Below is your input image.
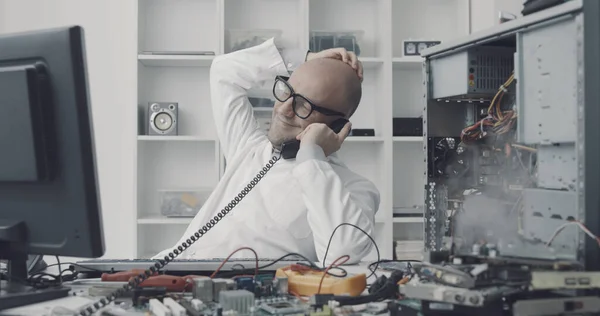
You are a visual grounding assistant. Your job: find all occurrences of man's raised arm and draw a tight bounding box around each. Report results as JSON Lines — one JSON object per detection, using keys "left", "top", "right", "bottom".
{"left": 209, "top": 38, "right": 306, "bottom": 160}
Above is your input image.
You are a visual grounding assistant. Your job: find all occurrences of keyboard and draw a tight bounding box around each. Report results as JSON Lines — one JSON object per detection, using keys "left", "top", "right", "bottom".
{"left": 73, "top": 257, "right": 307, "bottom": 273}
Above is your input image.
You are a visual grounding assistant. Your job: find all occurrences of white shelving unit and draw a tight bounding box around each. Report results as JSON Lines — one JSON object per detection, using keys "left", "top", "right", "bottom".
{"left": 134, "top": 0, "right": 471, "bottom": 260}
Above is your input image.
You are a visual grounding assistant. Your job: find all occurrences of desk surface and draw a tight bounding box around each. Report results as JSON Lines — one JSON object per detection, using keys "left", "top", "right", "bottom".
{"left": 0, "top": 261, "right": 389, "bottom": 316}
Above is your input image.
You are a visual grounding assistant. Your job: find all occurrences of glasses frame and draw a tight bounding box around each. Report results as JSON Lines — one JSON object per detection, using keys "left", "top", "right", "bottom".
{"left": 272, "top": 76, "right": 347, "bottom": 119}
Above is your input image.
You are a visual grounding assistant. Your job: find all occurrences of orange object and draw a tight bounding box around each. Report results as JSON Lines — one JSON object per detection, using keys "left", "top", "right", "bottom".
{"left": 134, "top": 275, "right": 188, "bottom": 292}
{"left": 275, "top": 266, "right": 366, "bottom": 297}
{"left": 101, "top": 269, "right": 153, "bottom": 282}
{"left": 102, "top": 269, "right": 207, "bottom": 292}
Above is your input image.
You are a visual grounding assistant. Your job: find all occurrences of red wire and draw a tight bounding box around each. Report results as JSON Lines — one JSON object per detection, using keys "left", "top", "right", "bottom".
{"left": 317, "top": 255, "right": 350, "bottom": 294}
{"left": 209, "top": 247, "right": 259, "bottom": 278}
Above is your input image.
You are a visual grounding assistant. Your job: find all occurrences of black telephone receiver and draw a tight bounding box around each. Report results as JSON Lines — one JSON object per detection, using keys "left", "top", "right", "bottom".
{"left": 280, "top": 118, "right": 349, "bottom": 160}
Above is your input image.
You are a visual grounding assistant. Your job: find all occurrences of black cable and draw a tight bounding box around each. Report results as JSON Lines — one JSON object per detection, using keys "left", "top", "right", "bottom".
{"left": 217, "top": 252, "right": 347, "bottom": 278}
{"left": 332, "top": 270, "right": 405, "bottom": 306}
{"left": 367, "top": 259, "right": 419, "bottom": 275}
{"left": 76, "top": 155, "right": 282, "bottom": 316}
{"left": 56, "top": 256, "right": 62, "bottom": 284}
{"left": 321, "top": 222, "right": 380, "bottom": 279}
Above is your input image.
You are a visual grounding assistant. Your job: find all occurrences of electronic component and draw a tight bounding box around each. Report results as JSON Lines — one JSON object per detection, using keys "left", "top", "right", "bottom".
{"left": 429, "top": 46, "right": 515, "bottom": 100}
{"left": 149, "top": 298, "right": 171, "bottom": 316}
{"left": 414, "top": 263, "right": 476, "bottom": 288}
{"left": 399, "top": 282, "right": 521, "bottom": 307}
{"left": 275, "top": 266, "right": 366, "bottom": 296}
{"left": 349, "top": 128, "right": 375, "bottom": 136}
{"left": 225, "top": 279, "right": 237, "bottom": 291}
{"left": 421, "top": 11, "right": 586, "bottom": 263}
{"left": 403, "top": 40, "right": 441, "bottom": 56}
{"left": 234, "top": 277, "right": 255, "bottom": 293}
{"left": 275, "top": 276, "right": 288, "bottom": 294}
{"left": 393, "top": 117, "right": 423, "bottom": 137}
{"left": 131, "top": 286, "right": 167, "bottom": 306}
{"left": 193, "top": 278, "right": 213, "bottom": 302}
{"left": 259, "top": 300, "right": 306, "bottom": 315}
{"left": 254, "top": 274, "right": 276, "bottom": 297}
{"left": 213, "top": 279, "right": 228, "bottom": 302}
{"left": 178, "top": 300, "right": 202, "bottom": 316}
{"left": 529, "top": 271, "right": 600, "bottom": 290}
{"left": 219, "top": 290, "right": 255, "bottom": 314}
{"left": 512, "top": 296, "right": 600, "bottom": 315}
{"left": 163, "top": 297, "right": 186, "bottom": 316}
{"left": 191, "top": 298, "right": 204, "bottom": 311}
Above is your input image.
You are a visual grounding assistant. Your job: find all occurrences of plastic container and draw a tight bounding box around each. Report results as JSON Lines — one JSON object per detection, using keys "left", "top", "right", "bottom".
{"left": 249, "top": 97, "right": 275, "bottom": 108}
{"left": 309, "top": 30, "right": 364, "bottom": 56}
{"left": 395, "top": 240, "right": 424, "bottom": 261}
{"left": 159, "top": 188, "right": 212, "bottom": 217}
{"left": 226, "top": 29, "right": 283, "bottom": 53}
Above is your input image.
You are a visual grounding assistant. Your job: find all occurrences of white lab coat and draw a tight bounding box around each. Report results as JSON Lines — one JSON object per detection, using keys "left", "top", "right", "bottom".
{"left": 154, "top": 38, "right": 380, "bottom": 265}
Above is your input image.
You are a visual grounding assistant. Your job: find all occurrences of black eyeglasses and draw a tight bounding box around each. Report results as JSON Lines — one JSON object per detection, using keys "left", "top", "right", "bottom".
{"left": 272, "top": 76, "right": 346, "bottom": 119}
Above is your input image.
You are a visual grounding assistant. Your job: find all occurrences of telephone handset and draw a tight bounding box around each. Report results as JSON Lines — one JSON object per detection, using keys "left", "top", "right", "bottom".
{"left": 280, "top": 118, "right": 350, "bottom": 160}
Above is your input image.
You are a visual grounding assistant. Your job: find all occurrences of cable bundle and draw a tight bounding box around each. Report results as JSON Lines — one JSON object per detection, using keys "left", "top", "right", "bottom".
{"left": 461, "top": 72, "right": 516, "bottom": 144}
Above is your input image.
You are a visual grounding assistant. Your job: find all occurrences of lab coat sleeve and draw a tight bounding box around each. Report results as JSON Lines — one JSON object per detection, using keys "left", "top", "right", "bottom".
{"left": 292, "top": 146, "right": 380, "bottom": 265}
{"left": 210, "top": 38, "right": 305, "bottom": 160}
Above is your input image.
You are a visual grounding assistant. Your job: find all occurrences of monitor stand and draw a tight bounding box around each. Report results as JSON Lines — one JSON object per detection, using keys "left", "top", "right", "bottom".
{"left": 0, "top": 220, "right": 70, "bottom": 311}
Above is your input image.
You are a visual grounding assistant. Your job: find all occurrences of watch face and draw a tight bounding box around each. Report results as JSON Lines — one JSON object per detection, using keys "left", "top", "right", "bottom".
{"left": 406, "top": 43, "right": 416, "bottom": 54}
{"left": 417, "top": 43, "right": 428, "bottom": 53}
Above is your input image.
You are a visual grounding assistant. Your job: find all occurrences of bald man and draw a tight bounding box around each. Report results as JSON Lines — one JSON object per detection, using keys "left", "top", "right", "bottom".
{"left": 154, "top": 38, "right": 380, "bottom": 265}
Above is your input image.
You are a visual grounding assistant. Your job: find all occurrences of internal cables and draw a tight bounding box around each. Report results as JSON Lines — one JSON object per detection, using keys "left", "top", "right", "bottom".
{"left": 321, "top": 222, "right": 380, "bottom": 279}
{"left": 461, "top": 72, "right": 516, "bottom": 144}
{"left": 547, "top": 220, "right": 600, "bottom": 248}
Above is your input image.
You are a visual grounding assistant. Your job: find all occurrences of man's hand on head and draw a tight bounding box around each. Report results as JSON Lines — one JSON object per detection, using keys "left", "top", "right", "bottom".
{"left": 306, "top": 48, "right": 363, "bottom": 82}
{"left": 296, "top": 121, "right": 352, "bottom": 157}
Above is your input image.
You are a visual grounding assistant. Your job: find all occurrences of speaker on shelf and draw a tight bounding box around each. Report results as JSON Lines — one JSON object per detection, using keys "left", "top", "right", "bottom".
{"left": 148, "top": 102, "right": 178, "bottom": 136}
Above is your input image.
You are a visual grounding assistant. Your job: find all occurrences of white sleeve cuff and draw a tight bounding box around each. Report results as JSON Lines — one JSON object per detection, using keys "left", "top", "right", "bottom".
{"left": 296, "top": 143, "right": 327, "bottom": 163}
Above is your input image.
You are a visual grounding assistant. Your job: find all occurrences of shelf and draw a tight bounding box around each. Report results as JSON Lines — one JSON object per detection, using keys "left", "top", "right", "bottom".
{"left": 361, "top": 57, "right": 385, "bottom": 68}
{"left": 392, "top": 57, "right": 424, "bottom": 70}
{"left": 131, "top": 0, "right": 473, "bottom": 261}
{"left": 138, "top": 54, "right": 215, "bottom": 67}
{"left": 393, "top": 136, "right": 423, "bottom": 142}
{"left": 252, "top": 107, "right": 273, "bottom": 112}
{"left": 138, "top": 135, "right": 216, "bottom": 142}
{"left": 345, "top": 136, "right": 384, "bottom": 142}
{"left": 393, "top": 217, "right": 424, "bottom": 223}
{"left": 138, "top": 216, "right": 193, "bottom": 225}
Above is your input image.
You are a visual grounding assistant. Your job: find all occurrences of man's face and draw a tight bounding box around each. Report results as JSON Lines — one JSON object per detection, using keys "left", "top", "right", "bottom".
{"left": 267, "top": 65, "right": 349, "bottom": 147}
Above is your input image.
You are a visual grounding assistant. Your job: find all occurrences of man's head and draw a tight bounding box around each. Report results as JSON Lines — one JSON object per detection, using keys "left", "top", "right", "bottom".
{"left": 267, "top": 58, "right": 362, "bottom": 147}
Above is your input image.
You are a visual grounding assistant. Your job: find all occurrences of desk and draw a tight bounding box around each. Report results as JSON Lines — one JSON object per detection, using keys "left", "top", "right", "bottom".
{"left": 0, "top": 261, "right": 389, "bottom": 316}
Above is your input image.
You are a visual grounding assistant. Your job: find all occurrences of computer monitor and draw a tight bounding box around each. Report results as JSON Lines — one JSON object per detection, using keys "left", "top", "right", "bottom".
{"left": 0, "top": 25, "right": 104, "bottom": 309}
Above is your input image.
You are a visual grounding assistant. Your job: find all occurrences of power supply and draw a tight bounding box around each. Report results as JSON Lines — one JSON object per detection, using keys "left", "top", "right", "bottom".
{"left": 429, "top": 46, "right": 515, "bottom": 100}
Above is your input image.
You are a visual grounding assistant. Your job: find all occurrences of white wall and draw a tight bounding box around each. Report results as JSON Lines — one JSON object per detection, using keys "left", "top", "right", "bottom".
{"left": 0, "top": 0, "right": 138, "bottom": 259}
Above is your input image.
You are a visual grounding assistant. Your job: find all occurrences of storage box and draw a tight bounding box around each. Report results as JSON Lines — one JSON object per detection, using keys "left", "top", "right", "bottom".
{"left": 309, "top": 30, "right": 364, "bottom": 56}
{"left": 395, "top": 240, "right": 424, "bottom": 261}
{"left": 226, "top": 29, "right": 282, "bottom": 53}
{"left": 249, "top": 97, "right": 274, "bottom": 108}
{"left": 159, "top": 189, "right": 212, "bottom": 217}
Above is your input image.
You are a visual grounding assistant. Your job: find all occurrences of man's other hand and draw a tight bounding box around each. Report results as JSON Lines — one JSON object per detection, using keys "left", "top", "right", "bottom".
{"left": 296, "top": 121, "right": 352, "bottom": 157}
{"left": 307, "top": 48, "right": 363, "bottom": 82}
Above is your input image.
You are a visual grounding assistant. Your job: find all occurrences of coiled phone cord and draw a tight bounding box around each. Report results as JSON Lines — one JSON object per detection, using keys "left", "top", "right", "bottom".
{"left": 76, "top": 155, "right": 281, "bottom": 316}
